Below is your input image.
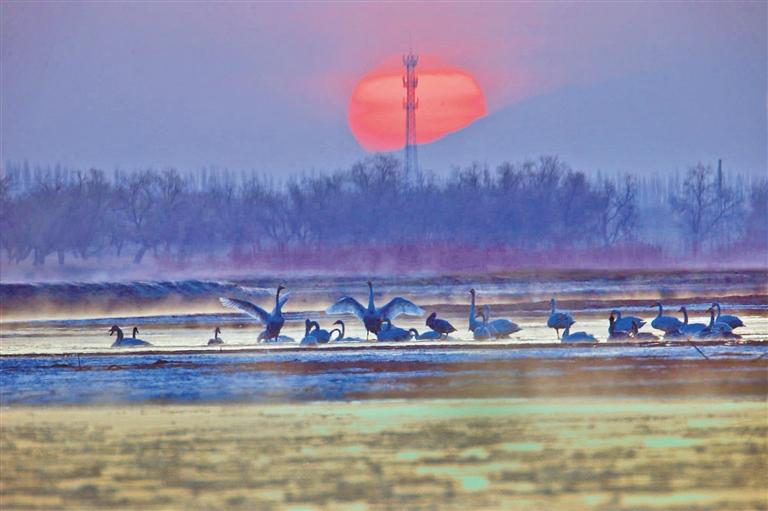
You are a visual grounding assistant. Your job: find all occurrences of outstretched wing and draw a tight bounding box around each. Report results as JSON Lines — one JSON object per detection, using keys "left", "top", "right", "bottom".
{"left": 219, "top": 297, "right": 270, "bottom": 323}
{"left": 277, "top": 291, "right": 291, "bottom": 309}
{"left": 325, "top": 297, "right": 366, "bottom": 320}
{"left": 380, "top": 297, "right": 424, "bottom": 320}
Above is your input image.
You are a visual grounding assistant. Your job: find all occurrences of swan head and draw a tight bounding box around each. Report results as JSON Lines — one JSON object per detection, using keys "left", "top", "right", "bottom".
{"left": 653, "top": 301, "right": 662, "bottom": 308}
{"left": 678, "top": 307, "right": 685, "bottom": 313}
{"left": 367, "top": 280, "right": 373, "bottom": 289}
{"left": 276, "top": 284, "right": 286, "bottom": 295}
{"left": 426, "top": 312, "right": 436, "bottom": 325}
{"left": 109, "top": 325, "right": 120, "bottom": 335}
{"left": 469, "top": 288, "right": 475, "bottom": 296}
{"left": 333, "top": 320, "right": 344, "bottom": 326}
{"left": 215, "top": 326, "right": 221, "bottom": 335}
{"left": 132, "top": 327, "right": 139, "bottom": 337}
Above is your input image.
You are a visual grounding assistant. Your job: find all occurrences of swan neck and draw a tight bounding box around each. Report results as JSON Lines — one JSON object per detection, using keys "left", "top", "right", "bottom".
{"left": 367, "top": 283, "right": 374, "bottom": 310}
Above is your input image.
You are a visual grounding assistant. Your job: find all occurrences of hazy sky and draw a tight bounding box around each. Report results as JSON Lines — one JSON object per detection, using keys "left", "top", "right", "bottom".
{"left": 2, "top": 1, "right": 765, "bottom": 175}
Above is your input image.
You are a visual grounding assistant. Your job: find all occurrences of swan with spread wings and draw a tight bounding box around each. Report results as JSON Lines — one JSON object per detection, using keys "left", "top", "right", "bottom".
{"left": 219, "top": 285, "right": 289, "bottom": 342}
{"left": 325, "top": 281, "right": 424, "bottom": 340}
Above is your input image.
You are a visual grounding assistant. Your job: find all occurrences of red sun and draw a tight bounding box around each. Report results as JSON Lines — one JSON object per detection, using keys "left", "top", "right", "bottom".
{"left": 348, "top": 56, "right": 487, "bottom": 152}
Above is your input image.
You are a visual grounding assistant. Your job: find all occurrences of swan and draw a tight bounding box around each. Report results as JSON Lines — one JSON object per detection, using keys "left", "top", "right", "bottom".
{"left": 473, "top": 309, "right": 494, "bottom": 340}
{"left": 678, "top": 307, "right": 707, "bottom": 336}
{"left": 425, "top": 312, "right": 456, "bottom": 339}
{"left": 300, "top": 319, "right": 320, "bottom": 346}
{"left": 650, "top": 302, "right": 683, "bottom": 334}
{"left": 481, "top": 305, "right": 521, "bottom": 337}
{"left": 561, "top": 325, "right": 597, "bottom": 343}
{"left": 408, "top": 328, "right": 443, "bottom": 340}
{"left": 376, "top": 319, "right": 412, "bottom": 342}
{"left": 326, "top": 281, "right": 424, "bottom": 340}
{"left": 608, "top": 313, "right": 632, "bottom": 340}
{"left": 110, "top": 325, "right": 152, "bottom": 348}
{"left": 329, "top": 320, "right": 365, "bottom": 342}
{"left": 630, "top": 322, "right": 659, "bottom": 341}
{"left": 308, "top": 320, "right": 333, "bottom": 344}
{"left": 698, "top": 306, "right": 741, "bottom": 339}
{"left": 547, "top": 298, "right": 575, "bottom": 339}
{"left": 468, "top": 289, "right": 484, "bottom": 332}
{"left": 713, "top": 302, "right": 745, "bottom": 329}
{"left": 207, "top": 326, "right": 224, "bottom": 345}
{"left": 219, "top": 285, "right": 289, "bottom": 342}
{"left": 610, "top": 309, "right": 646, "bottom": 332}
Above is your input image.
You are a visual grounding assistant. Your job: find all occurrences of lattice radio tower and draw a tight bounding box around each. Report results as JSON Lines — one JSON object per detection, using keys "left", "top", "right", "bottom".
{"left": 402, "top": 52, "right": 419, "bottom": 181}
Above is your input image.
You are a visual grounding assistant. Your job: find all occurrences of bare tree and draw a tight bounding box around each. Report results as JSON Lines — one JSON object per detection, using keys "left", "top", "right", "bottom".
{"left": 670, "top": 163, "right": 742, "bottom": 255}
{"left": 597, "top": 175, "right": 638, "bottom": 246}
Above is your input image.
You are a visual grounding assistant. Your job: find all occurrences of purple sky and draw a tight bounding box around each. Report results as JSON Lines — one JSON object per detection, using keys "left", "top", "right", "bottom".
{"left": 1, "top": 1, "right": 765, "bottom": 175}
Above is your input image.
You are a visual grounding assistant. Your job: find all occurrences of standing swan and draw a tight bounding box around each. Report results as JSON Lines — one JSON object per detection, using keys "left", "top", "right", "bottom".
{"left": 650, "top": 302, "right": 683, "bottom": 334}
{"left": 208, "top": 327, "right": 224, "bottom": 345}
{"left": 712, "top": 302, "right": 745, "bottom": 329}
{"left": 547, "top": 298, "right": 575, "bottom": 339}
{"left": 219, "top": 285, "right": 289, "bottom": 342}
{"left": 326, "top": 281, "right": 424, "bottom": 340}
{"left": 110, "top": 325, "right": 152, "bottom": 348}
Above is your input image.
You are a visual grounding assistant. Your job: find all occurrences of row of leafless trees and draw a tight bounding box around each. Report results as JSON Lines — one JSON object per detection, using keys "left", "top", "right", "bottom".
{"left": 0, "top": 156, "right": 764, "bottom": 266}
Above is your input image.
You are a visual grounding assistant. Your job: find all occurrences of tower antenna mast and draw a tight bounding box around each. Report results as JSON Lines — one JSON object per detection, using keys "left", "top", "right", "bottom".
{"left": 402, "top": 49, "right": 419, "bottom": 181}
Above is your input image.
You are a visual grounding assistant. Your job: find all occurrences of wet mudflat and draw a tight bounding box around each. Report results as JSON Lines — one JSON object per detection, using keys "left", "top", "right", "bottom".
{"left": 2, "top": 397, "right": 766, "bottom": 511}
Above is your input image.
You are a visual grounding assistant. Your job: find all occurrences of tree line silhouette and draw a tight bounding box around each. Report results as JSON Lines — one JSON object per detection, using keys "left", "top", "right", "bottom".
{"left": 1, "top": 155, "right": 765, "bottom": 267}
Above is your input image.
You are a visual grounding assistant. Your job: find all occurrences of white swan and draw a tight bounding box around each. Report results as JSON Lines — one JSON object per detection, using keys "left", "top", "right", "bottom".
{"left": 678, "top": 307, "right": 706, "bottom": 336}
{"left": 468, "top": 289, "right": 484, "bottom": 332}
{"left": 561, "top": 325, "right": 597, "bottom": 343}
{"left": 110, "top": 325, "right": 152, "bottom": 348}
{"left": 608, "top": 313, "right": 632, "bottom": 340}
{"left": 713, "top": 302, "right": 745, "bottom": 329}
{"left": 408, "top": 328, "right": 443, "bottom": 340}
{"left": 207, "top": 326, "right": 224, "bottom": 345}
{"left": 610, "top": 309, "right": 646, "bottom": 332}
{"left": 308, "top": 320, "right": 333, "bottom": 344}
{"left": 329, "top": 320, "right": 365, "bottom": 342}
{"left": 473, "top": 308, "right": 494, "bottom": 340}
{"left": 300, "top": 319, "right": 320, "bottom": 346}
{"left": 650, "top": 302, "right": 683, "bottom": 334}
{"left": 219, "top": 285, "right": 289, "bottom": 342}
{"left": 326, "top": 281, "right": 424, "bottom": 340}
{"left": 425, "top": 312, "right": 456, "bottom": 339}
{"left": 482, "top": 305, "right": 521, "bottom": 337}
{"left": 698, "top": 306, "right": 741, "bottom": 339}
{"left": 547, "top": 298, "right": 575, "bottom": 339}
{"left": 376, "top": 319, "right": 412, "bottom": 342}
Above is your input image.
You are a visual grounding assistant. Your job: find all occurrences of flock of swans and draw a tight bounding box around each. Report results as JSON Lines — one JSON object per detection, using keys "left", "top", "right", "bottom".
{"left": 107, "top": 281, "right": 746, "bottom": 348}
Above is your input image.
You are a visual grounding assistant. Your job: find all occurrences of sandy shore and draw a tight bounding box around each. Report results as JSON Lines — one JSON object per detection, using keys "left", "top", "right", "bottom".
{"left": 2, "top": 397, "right": 766, "bottom": 510}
